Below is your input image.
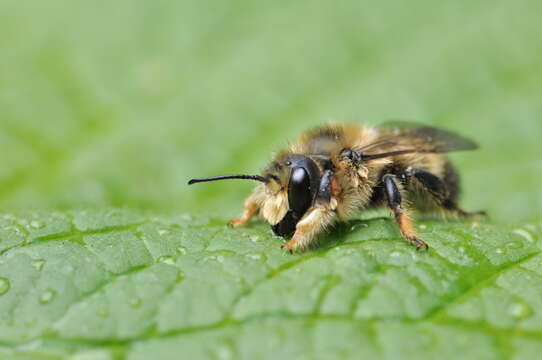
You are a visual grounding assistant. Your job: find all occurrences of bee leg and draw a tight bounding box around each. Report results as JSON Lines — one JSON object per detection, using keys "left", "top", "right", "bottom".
{"left": 228, "top": 195, "right": 260, "bottom": 227}
{"left": 442, "top": 199, "right": 488, "bottom": 218}
{"left": 282, "top": 170, "right": 337, "bottom": 252}
{"left": 383, "top": 174, "right": 428, "bottom": 250}
{"left": 281, "top": 206, "right": 336, "bottom": 252}
{"left": 402, "top": 168, "right": 487, "bottom": 218}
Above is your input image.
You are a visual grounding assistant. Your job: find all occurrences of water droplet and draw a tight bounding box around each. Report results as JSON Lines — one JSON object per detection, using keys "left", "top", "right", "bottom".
{"left": 129, "top": 298, "right": 142, "bottom": 308}
{"left": 350, "top": 223, "right": 368, "bottom": 231}
{"left": 205, "top": 255, "right": 224, "bottom": 263}
{"left": 32, "top": 259, "right": 46, "bottom": 271}
{"left": 158, "top": 229, "right": 170, "bottom": 236}
{"left": 419, "top": 224, "right": 427, "bottom": 230}
{"left": 30, "top": 220, "right": 45, "bottom": 229}
{"left": 2, "top": 214, "right": 15, "bottom": 221}
{"left": 512, "top": 229, "right": 534, "bottom": 244}
{"left": 458, "top": 246, "right": 465, "bottom": 254}
{"left": 214, "top": 344, "right": 233, "bottom": 360}
{"left": 495, "top": 248, "right": 504, "bottom": 254}
{"left": 176, "top": 246, "right": 187, "bottom": 255}
{"left": 157, "top": 255, "right": 176, "bottom": 265}
{"left": 0, "top": 278, "right": 10, "bottom": 296}
{"left": 39, "top": 289, "right": 56, "bottom": 304}
{"left": 390, "top": 251, "right": 402, "bottom": 258}
{"left": 180, "top": 214, "right": 192, "bottom": 221}
{"left": 4, "top": 226, "right": 22, "bottom": 236}
{"left": 508, "top": 303, "right": 532, "bottom": 320}
{"left": 246, "top": 253, "right": 267, "bottom": 262}
{"left": 505, "top": 241, "right": 524, "bottom": 249}
{"left": 250, "top": 235, "right": 260, "bottom": 243}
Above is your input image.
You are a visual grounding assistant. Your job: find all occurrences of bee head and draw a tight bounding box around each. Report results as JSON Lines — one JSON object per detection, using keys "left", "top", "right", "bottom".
{"left": 265, "top": 155, "right": 320, "bottom": 237}
{"left": 187, "top": 154, "right": 321, "bottom": 238}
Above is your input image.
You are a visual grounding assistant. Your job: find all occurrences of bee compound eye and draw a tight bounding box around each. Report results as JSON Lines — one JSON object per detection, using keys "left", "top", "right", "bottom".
{"left": 288, "top": 167, "right": 312, "bottom": 215}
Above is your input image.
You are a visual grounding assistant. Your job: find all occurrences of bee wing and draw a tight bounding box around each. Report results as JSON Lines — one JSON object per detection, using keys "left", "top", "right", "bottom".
{"left": 376, "top": 121, "right": 478, "bottom": 152}
{"left": 355, "top": 121, "right": 478, "bottom": 161}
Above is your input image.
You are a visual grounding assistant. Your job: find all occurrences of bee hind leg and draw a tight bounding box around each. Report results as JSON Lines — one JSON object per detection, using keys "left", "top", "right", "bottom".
{"left": 402, "top": 167, "right": 487, "bottom": 218}
{"left": 383, "top": 174, "right": 428, "bottom": 250}
{"left": 282, "top": 170, "right": 338, "bottom": 252}
{"left": 442, "top": 200, "right": 488, "bottom": 218}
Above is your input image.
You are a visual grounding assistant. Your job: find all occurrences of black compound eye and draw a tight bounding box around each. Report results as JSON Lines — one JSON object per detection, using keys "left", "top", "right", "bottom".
{"left": 288, "top": 167, "right": 312, "bottom": 215}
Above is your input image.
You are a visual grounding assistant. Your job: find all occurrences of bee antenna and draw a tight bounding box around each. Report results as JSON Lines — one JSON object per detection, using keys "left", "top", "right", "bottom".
{"left": 188, "top": 174, "right": 267, "bottom": 185}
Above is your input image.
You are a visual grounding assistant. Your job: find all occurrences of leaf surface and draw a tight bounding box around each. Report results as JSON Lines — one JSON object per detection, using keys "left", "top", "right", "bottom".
{"left": 0, "top": 211, "right": 540, "bottom": 359}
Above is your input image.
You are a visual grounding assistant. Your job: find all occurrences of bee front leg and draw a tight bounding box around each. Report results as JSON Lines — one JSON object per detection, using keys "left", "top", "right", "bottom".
{"left": 228, "top": 191, "right": 262, "bottom": 227}
{"left": 282, "top": 170, "right": 337, "bottom": 252}
{"left": 281, "top": 206, "right": 336, "bottom": 252}
{"left": 383, "top": 174, "right": 428, "bottom": 250}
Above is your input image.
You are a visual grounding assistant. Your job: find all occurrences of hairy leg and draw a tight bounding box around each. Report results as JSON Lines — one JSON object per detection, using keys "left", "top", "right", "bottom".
{"left": 281, "top": 206, "right": 336, "bottom": 252}
{"left": 228, "top": 192, "right": 261, "bottom": 227}
{"left": 383, "top": 174, "right": 428, "bottom": 250}
{"left": 402, "top": 167, "right": 486, "bottom": 218}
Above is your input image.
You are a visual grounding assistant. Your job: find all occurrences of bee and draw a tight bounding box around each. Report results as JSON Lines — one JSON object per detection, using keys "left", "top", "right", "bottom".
{"left": 188, "top": 122, "right": 485, "bottom": 252}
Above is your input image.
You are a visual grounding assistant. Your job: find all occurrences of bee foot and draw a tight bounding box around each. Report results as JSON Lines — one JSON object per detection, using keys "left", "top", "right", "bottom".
{"left": 281, "top": 239, "right": 297, "bottom": 253}
{"left": 410, "top": 237, "right": 429, "bottom": 251}
{"left": 227, "top": 219, "right": 244, "bottom": 228}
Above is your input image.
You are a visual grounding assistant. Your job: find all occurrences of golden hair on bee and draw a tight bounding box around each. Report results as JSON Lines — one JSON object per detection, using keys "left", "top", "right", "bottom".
{"left": 189, "top": 121, "right": 485, "bottom": 252}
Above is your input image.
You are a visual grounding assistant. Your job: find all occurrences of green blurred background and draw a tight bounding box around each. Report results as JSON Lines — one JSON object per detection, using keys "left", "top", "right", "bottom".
{"left": 0, "top": 0, "right": 540, "bottom": 222}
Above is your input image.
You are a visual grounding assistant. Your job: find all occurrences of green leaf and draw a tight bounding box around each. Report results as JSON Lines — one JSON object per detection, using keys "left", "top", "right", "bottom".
{"left": 0, "top": 211, "right": 540, "bottom": 359}
{"left": 1, "top": 0, "right": 541, "bottom": 359}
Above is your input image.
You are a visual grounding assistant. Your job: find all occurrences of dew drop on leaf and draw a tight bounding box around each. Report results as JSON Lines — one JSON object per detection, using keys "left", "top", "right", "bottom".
{"left": 505, "top": 241, "right": 524, "bottom": 249}
{"left": 0, "top": 278, "right": 10, "bottom": 296}
{"left": 512, "top": 229, "right": 534, "bottom": 243}
{"left": 176, "top": 246, "right": 187, "bottom": 255}
{"left": 39, "top": 289, "right": 56, "bottom": 304}
{"left": 157, "top": 255, "right": 176, "bottom": 265}
{"left": 495, "top": 248, "right": 504, "bottom": 254}
{"left": 246, "top": 253, "right": 267, "bottom": 262}
{"left": 129, "top": 297, "right": 142, "bottom": 308}
{"left": 32, "top": 259, "right": 46, "bottom": 271}
{"left": 205, "top": 255, "right": 224, "bottom": 263}
{"left": 30, "top": 220, "right": 45, "bottom": 229}
{"left": 508, "top": 302, "right": 532, "bottom": 320}
{"left": 158, "top": 229, "right": 170, "bottom": 236}
{"left": 350, "top": 223, "right": 368, "bottom": 232}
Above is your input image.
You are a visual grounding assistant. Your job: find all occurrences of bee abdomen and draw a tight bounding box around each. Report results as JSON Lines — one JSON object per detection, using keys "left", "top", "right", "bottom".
{"left": 442, "top": 161, "right": 460, "bottom": 202}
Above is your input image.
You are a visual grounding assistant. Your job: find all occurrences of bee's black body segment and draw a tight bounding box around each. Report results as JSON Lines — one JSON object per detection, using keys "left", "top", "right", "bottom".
{"left": 405, "top": 168, "right": 448, "bottom": 201}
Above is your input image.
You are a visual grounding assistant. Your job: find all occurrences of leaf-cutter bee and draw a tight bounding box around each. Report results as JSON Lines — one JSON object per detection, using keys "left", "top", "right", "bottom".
{"left": 189, "top": 122, "right": 485, "bottom": 252}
